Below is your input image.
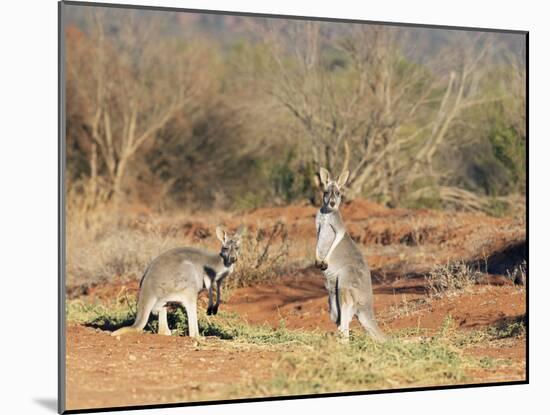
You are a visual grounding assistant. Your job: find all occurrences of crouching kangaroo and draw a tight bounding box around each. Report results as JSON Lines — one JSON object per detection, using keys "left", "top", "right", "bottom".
{"left": 315, "top": 167, "right": 386, "bottom": 341}
{"left": 111, "top": 226, "right": 243, "bottom": 337}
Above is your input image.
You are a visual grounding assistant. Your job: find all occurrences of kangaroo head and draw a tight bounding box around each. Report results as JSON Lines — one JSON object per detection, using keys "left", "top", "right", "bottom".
{"left": 216, "top": 225, "right": 244, "bottom": 267}
{"left": 319, "top": 167, "right": 349, "bottom": 212}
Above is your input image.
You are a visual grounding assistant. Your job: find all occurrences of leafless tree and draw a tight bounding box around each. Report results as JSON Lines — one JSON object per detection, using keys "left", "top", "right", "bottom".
{"left": 66, "top": 10, "right": 209, "bottom": 204}
{"left": 403, "top": 33, "right": 507, "bottom": 210}
{"left": 258, "top": 22, "right": 502, "bottom": 207}
{"left": 257, "top": 22, "right": 437, "bottom": 204}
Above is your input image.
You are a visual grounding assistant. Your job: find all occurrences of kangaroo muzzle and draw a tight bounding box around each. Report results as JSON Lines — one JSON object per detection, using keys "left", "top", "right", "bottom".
{"left": 220, "top": 252, "right": 237, "bottom": 266}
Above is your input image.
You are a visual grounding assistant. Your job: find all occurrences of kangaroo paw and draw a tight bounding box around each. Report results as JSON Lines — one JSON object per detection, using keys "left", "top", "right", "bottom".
{"left": 315, "top": 259, "right": 328, "bottom": 270}
{"left": 206, "top": 305, "right": 213, "bottom": 316}
{"left": 212, "top": 304, "right": 219, "bottom": 315}
{"left": 337, "top": 331, "right": 350, "bottom": 344}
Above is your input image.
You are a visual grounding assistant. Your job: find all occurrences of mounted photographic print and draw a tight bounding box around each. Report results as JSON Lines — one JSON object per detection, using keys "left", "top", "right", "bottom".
{"left": 59, "top": 1, "right": 528, "bottom": 413}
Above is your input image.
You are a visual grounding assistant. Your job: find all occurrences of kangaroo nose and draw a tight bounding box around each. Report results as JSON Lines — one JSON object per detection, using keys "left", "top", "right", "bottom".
{"left": 330, "top": 201, "right": 335, "bottom": 207}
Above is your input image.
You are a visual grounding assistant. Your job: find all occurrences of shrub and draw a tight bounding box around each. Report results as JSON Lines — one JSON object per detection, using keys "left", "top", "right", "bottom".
{"left": 229, "top": 222, "right": 290, "bottom": 288}
{"left": 427, "top": 261, "right": 481, "bottom": 297}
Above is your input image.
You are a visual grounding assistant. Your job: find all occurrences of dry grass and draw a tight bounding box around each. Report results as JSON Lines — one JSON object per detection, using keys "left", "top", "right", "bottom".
{"left": 66, "top": 191, "right": 292, "bottom": 288}
{"left": 506, "top": 260, "right": 527, "bottom": 286}
{"left": 66, "top": 185, "right": 206, "bottom": 286}
{"left": 66, "top": 209, "right": 194, "bottom": 286}
{"left": 230, "top": 222, "right": 290, "bottom": 288}
{"left": 426, "top": 261, "right": 482, "bottom": 297}
{"left": 384, "top": 295, "right": 432, "bottom": 321}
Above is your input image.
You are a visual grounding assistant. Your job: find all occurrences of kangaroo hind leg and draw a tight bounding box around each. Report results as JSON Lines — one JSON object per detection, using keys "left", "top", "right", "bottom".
{"left": 328, "top": 288, "right": 340, "bottom": 324}
{"left": 338, "top": 288, "right": 354, "bottom": 342}
{"left": 182, "top": 291, "right": 200, "bottom": 338}
{"left": 158, "top": 306, "right": 171, "bottom": 336}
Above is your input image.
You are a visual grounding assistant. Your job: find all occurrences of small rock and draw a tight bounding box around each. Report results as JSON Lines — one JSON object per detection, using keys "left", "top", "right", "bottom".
{"left": 129, "top": 354, "right": 137, "bottom": 361}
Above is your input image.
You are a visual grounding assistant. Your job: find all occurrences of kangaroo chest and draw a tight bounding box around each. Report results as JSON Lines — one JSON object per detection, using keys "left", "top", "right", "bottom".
{"left": 202, "top": 264, "right": 233, "bottom": 287}
{"left": 215, "top": 267, "right": 233, "bottom": 282}
{"left": 316, "top": 211, "right": 344, "bottom": 261}
{"left": 323, "top": 267, "right": 339, "bottom": 287}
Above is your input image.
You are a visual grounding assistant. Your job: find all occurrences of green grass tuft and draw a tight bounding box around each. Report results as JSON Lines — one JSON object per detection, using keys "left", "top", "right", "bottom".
{"left": 67, "top": 299, "right": 520, "bottom": 394}
{"left": 241, "top": 332, "right": 470, "bottom": 395}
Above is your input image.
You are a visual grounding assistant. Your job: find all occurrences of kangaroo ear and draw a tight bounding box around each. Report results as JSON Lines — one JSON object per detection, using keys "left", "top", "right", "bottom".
{"left": 319, "top": 167, "right": 331, "bottom": 188}
{"left": 337, "top": 170, "right": 349, "bottom": 188}
{"left": 314, "top": 173, "right": 321, "bottom": 190}
{"left": 215, "top": 226, "right": 226, "bottom": 243}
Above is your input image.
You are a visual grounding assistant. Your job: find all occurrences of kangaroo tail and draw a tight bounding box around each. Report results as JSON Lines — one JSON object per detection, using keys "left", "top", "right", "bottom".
{"left": 111, "top": 280, "right": 156, "bottom": 336}
{"left": 357, "top": 307, "right": 387, "bottom": 342}
{"left": 111, "top": 326, "right": 141, "bottom": 336}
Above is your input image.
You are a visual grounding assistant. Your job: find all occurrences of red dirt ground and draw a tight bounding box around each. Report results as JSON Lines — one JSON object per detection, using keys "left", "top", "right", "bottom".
{"left": 66, "top": 324, "right": 278, "bottom": 410}
{"left": 222, "top": 272, "right": 525, "bottom": 333}
{"left": 65, "top": 200, "right": 526, "bottom": 410}
{"left": 66, "top": 274, "right": 526, "bottom": 410}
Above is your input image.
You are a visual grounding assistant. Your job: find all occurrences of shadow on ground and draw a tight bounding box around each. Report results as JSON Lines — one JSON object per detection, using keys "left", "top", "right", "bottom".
{"left": 34, "top": 398, "right": 57, "bottom": 413}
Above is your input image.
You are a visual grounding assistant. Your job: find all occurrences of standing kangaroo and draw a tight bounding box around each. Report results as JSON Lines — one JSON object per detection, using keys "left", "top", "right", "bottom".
{"left": 111, "top": 226, "right": 243, "bottom": 337}
{"left": 315, "top": 168, "right": 386, "bottom": 341}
